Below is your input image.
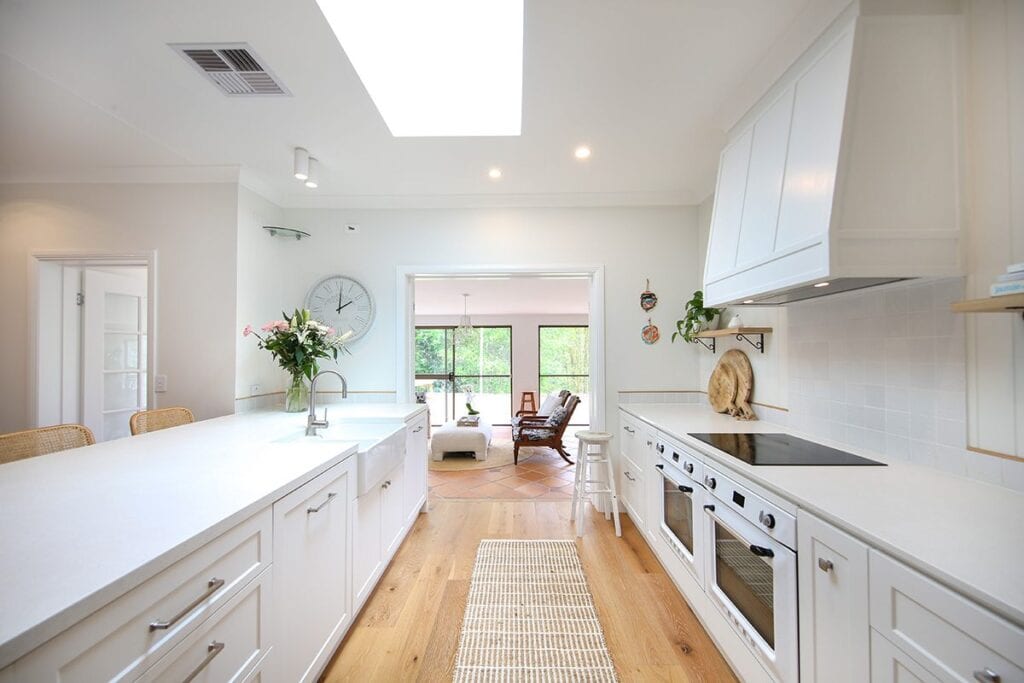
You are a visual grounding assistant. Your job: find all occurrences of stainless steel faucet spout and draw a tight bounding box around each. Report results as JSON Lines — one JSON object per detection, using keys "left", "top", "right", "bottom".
{"left": 306, "top": 370, "right": 348, "bottom": 436}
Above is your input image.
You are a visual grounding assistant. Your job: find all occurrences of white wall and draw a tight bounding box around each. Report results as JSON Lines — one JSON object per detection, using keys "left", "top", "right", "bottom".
{"left": 235, "top": 185, "right": 289, "bottom": 402}
{"left": 414, "top": 313, "right": 589, "bottom": 421}
{"left": 0, "top": 182, "right": 239, "bottom": 432}
{"left": 963, "top": 0, "right": 1024, "bottom": 462}
{"left": 233, "top": 206, "right": 704, "bottom": 426}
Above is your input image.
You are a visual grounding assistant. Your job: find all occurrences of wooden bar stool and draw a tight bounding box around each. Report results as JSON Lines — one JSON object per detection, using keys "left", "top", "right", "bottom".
{"left": 570, "top": 430, "right": 621, "bottom": 538}
{"left": 518, "top": 391, "right": 537, "bottom": 416}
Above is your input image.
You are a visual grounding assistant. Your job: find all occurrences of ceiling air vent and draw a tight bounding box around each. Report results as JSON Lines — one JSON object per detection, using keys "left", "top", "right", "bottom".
{"left": 171, "top": 43, "right": 290, "bottom": 97}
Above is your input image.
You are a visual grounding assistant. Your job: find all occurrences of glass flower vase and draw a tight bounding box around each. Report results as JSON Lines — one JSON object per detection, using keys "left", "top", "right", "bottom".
{"left": 284, "top": 373, "right": 309, "bottom": 412}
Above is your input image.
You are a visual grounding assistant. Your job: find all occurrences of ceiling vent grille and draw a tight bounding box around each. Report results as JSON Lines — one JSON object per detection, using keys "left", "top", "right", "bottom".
{"left": 171, "top": 43, "right": 290, "bottom": 97}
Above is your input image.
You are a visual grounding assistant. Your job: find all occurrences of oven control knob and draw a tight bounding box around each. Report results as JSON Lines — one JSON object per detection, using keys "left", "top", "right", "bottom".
{"left": 684, "top": 462, "right": 694, "bottom": 474}
{"left": 759, "top": 511, "right": 776, "bottom": 529}
{"left": 657, "top": 444, "right": 665, "bottom": 454}
{"left": 705, "top": 476, "right": 716, "bottom": 490}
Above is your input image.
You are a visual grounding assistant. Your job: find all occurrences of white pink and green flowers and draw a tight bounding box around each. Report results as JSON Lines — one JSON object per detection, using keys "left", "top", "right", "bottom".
{"left": 243, "top": 308, "right": 351, "bottom": 381}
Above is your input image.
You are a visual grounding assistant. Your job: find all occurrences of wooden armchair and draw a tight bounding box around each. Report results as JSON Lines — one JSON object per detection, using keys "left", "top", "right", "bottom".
{"left": 512, "top": 394, "right": 579, "bottom": 465}
{"left": 514, "top": 389, "right": 569, "bottom": 420}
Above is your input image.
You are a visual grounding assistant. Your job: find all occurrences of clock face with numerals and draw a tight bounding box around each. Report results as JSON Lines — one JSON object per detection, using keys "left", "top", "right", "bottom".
{"left": 305, "top": 275, "right": 375, "bottom": 343}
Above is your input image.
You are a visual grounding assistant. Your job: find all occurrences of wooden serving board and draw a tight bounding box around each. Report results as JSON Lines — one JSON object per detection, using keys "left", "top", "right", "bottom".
{"left": 707, "top": 349, "right": 756, "bottom": 420}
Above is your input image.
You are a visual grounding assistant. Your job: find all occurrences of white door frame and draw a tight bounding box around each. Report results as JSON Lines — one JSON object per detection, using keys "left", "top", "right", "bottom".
{"left": 395, "top": 264, "right": 606, "bottom": 430}
{"left": 27, "top": 250, "right": 158, "bottom": 428}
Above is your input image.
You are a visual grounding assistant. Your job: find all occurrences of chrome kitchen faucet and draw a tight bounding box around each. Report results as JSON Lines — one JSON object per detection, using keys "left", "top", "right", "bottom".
{"left": 306, "top": 370, "right": 348, "bottom": 436}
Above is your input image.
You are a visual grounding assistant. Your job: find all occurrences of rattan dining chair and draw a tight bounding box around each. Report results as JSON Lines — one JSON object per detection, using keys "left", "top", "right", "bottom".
{"left": 0, "top": 424, "right": 96, "bottom": 465}
{"left": 129, "top": 407, "right": 195, "bottom": 435}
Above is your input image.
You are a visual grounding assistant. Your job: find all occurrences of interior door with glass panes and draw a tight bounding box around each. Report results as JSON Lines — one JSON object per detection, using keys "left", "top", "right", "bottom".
{"left": 82, "top": 269, "right": 147, "bottom": 441}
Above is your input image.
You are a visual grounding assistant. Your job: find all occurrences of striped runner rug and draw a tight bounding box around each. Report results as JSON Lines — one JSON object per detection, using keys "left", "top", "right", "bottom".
{"left": 453, "top": 539, "right": 618, "bottom": 682}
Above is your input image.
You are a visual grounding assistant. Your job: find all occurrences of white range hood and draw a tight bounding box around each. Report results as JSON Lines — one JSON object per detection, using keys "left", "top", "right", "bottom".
{"left": 702, "top": 2, "right": 964, "bottom": 307}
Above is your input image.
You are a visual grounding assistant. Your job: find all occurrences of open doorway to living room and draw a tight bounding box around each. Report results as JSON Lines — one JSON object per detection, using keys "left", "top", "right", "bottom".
{"left": 410, "top": 273, "right": 594, "bottom": 501}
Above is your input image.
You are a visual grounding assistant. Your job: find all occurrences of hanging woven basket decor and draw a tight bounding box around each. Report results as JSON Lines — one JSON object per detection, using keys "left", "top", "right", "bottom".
{"left": 640, "top": 278, "right": 658, "bottom": 311}
{"left": 642, "top": 318, "right": 660, "bottom": 344}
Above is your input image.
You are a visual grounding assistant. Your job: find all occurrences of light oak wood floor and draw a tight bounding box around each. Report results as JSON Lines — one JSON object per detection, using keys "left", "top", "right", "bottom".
{"left": 321, "top": 500, "right": 737, "bottom": 682}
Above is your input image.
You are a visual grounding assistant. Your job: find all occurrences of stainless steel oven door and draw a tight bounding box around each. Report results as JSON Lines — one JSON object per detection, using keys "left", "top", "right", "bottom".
{"left": 655, "top": 463, "right": 704, "bottom": 584}
{"left": 703, "top": 500, "right": 798, "bottom": 682}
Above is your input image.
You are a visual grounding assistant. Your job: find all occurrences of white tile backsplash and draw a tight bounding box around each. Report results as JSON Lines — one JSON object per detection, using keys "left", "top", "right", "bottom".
{"left": 785, "top": 278, "right": 1022, "bottom": 491}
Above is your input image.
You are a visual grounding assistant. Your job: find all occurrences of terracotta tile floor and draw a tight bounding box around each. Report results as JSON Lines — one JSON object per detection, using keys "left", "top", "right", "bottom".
{"left": 428, "top": 437, "right": 581, "bottom": 501}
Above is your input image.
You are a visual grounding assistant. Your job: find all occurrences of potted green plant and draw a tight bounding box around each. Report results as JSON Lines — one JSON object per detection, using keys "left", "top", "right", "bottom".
{"left": 672, "top": 290, "right": 722, "bottom": 344}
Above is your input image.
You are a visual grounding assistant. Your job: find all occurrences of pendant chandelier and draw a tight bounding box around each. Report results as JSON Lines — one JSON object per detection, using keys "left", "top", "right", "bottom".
{"left": 454, "top": 293, "right": 475, "bottom": 345}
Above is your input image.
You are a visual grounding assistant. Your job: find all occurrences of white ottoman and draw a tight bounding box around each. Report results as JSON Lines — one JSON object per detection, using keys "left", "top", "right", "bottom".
{"left": 431, "top": 420, "right": 493, "bottom": 461}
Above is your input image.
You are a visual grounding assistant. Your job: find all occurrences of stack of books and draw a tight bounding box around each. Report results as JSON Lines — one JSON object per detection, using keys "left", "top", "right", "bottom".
{"left": 991, "top": 262, "right": 1024, "bottom": 296}
{"left": 457, "top": 415, "right": 481, "bottom": 427}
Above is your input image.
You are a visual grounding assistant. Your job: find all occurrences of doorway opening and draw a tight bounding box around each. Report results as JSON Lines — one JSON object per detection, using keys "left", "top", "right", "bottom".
{"left": 399, "top": 265, "right": 603, "bottom": 501}
{"left": 30, "top": 253, "right": 155, "bottom": 442}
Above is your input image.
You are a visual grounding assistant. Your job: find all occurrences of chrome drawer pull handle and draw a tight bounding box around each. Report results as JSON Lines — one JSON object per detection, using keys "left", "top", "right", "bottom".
{"left": 307, "top": 492, "right": 337, "bottom": 514}
{"left": 413, "top": 425, "right": 423, "bottom": 433}
{"left": 624, "top": 471, "right": 636, "bottom": 481}
{"left": 182, "top": 641, "right": 225, "bottom": 683}
{"left": 624, "top": 426, "right": 635, "bottom": 434}
{"left": 974, "top": 668, "right": 1001, "bottom": 683}
{"left": 149, "top": 578, "right": 225, "bottom": 631}
{"left": 818, "top": 558, "right": 835, "bottom": 573}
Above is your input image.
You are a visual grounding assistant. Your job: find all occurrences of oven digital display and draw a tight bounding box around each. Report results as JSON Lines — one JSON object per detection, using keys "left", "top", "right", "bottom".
{"left": 732, "top": 491, "right": 746, "bottom": 507}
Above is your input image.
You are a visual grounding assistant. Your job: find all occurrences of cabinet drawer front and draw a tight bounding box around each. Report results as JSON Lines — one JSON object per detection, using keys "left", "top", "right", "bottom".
{"left": 140, "top": 567, "right": 272, "bottom": 683}
{"left": 12, "top": 510, "right": 271, "bottom": 682}
{"left": 870, "top": 629, "right": 941, "bottom": 683}
{"left": 619, "top": 458, "right": 643, "bottom": 524}
{"left": 869, "top": 552, "right": 1024, "bottom": 682}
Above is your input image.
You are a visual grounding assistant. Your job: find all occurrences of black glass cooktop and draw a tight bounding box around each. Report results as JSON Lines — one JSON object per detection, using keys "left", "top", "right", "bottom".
{"left": 688, "top": 432, "right": 885, "bottom": 466}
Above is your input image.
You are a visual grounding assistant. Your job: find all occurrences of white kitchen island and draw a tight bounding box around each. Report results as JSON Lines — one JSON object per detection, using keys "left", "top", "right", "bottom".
{"left": 0, "top": 405, "right": 428, "bottom": 682}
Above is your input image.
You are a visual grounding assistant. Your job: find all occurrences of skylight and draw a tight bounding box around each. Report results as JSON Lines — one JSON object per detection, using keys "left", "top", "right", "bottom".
{"left": 315, "top": 0, "right": 523, "bottom": 137}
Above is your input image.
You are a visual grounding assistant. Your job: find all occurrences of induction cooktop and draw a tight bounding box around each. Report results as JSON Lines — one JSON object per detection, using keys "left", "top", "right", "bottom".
{"left": 687, "top": 432, "right": 885, "bottom": 466}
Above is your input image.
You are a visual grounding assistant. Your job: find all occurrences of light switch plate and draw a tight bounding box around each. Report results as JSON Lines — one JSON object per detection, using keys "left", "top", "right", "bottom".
{"left": 154, "top": 374, "right": 168, "bottom": 393}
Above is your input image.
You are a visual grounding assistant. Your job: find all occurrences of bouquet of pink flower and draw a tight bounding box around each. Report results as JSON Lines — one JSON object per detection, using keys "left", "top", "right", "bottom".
{"left": 243, "top": 309, "right": 351, "bottom": 411}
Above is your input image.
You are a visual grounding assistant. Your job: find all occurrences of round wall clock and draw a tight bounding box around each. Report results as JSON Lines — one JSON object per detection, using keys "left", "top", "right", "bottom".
{"left": 305, "top": 275, "right": 375, "bottom": 342}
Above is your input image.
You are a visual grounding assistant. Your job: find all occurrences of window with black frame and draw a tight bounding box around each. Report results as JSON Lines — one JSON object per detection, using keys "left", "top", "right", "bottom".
{"left": 414, "top": 326, "right": 513, "bottom": 427}
{"left": 538, "top": 325, "right": 589, "bottom": 426}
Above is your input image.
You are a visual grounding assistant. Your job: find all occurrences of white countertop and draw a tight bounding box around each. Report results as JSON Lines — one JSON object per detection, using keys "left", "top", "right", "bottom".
{"left": 0, "top": 405, "right": 426, "bottom": 669}
{"left": 620, "top": 404, "right": 1024, "bottom": 628}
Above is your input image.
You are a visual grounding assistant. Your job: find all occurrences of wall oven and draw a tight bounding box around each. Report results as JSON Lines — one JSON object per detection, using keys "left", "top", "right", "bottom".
{"left": 654, "top": 439, "right": 704, "bottom": 584}
{"left": 702, "top": 464, "right": 798, "bottom": 682}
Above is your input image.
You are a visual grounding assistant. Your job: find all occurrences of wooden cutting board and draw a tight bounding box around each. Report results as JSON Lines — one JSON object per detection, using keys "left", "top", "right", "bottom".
{"left": 707, "top": 349, "right": 756, "bottom": 420}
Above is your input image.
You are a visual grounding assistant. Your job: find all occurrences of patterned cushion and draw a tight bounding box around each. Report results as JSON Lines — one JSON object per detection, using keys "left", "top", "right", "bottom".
{"left": 544, "top": 405, "right": 568, "bottom": 427}
{"left": 521, "top": 428, "right": 555, "bottom": 441}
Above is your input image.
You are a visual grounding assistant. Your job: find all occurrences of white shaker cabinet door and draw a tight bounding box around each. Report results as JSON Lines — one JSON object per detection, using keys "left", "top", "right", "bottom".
{"left": 705, "top": 128, "right": 753, "bottom": 284}
{"left": 352, "top": 482, "right": 383, "bottom": 609}
{"left": 403, "top": 412, "right": 429, "bottom": 525}
{"left": 381, "top": 462, "right": 406, "bottom": 560}
{"left": 775, "top": 28, "right": 854, "bottom": 253}
{"left": 273, "top": 458, "right": 355, "bottom": 683}
{"left": 736, "top": 85, "right": 795, "bottom": 268}
{"left": 797, "top": 509, "right": 870, "bottom": 683}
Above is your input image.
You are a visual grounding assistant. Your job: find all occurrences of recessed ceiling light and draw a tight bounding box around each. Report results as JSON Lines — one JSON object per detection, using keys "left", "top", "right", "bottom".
{"left": 304, "top": 157, "right": 319, "bottom": 189}
{"left": 488, "top": 167, "right": 502, "bottom": 180}
{"left": 293, "top": 147, "right": 310, "bottom": 180}
{"left": 574, "top": 145, "right": 591, "bottom": 160}
{"left": 315, "top": 0, "right": 524, "bottom": 137}
{"left": 814, "top": 281, "right": 830, "bottom": 288}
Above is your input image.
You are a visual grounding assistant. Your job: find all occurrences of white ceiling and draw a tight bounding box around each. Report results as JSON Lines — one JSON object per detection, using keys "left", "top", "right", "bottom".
{"left": 0, "top": 0, "right": 820, "bottom": 208}
{"left": 415, "top": 277, "right": 589, "bottom": 316}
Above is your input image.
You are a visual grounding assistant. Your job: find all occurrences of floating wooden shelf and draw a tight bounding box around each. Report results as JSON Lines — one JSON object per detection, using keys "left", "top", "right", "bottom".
{"left": 693, "top": 327, "right": 773, "bottom": 354}
{"left": 951, "top": 294, "right": 1024, "bottom": 316}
